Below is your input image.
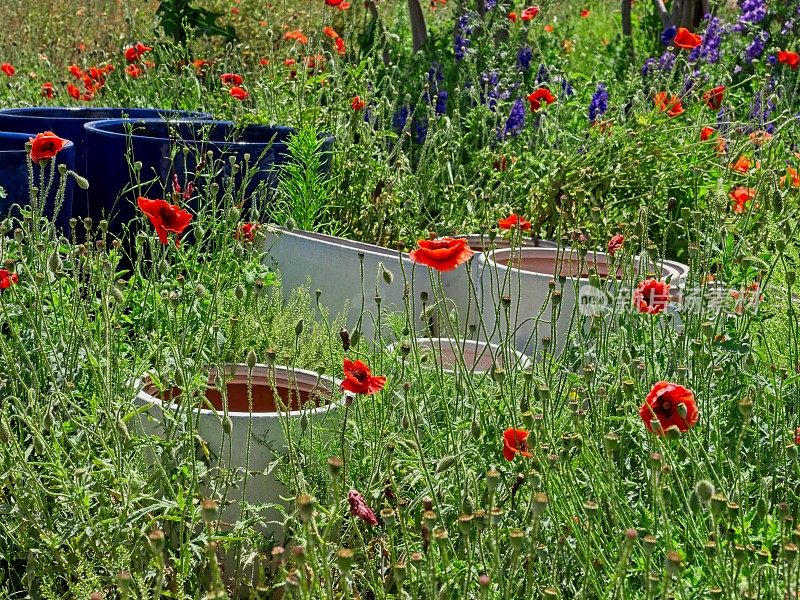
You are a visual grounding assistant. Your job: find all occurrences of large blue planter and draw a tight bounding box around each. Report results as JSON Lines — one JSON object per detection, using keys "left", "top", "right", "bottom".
{"left": 83, "top": 119, "right": 334, "bottom": 238}
{"left": 0, "top": 107, "right": 211, "bottom": 219}
{"left": 0, "top": 132, "right": 75, "bottom": 231}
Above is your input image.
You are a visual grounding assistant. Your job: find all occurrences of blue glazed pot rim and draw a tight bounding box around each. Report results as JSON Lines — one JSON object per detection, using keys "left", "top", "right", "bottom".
{"left": 0, "top": 132, "right": 74, "bottom": 154}
{"left": 0, "top": 106, "right": 211, "bottom": 121}
{"left": 84, "top": 118, "right": 334, "bottom": 148}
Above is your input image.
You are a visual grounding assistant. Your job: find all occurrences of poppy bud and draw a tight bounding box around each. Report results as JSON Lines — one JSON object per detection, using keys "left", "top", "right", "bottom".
{"left": 147, "top": 528, "right": 165, "bottom": 555}
{"left": 509, "top": 528, "right": 524, "bottom": 551}
{"left": 788, "top": 271, "right": 796, "bottom": 285}
{"left": 737, "top": 397, "right": 753, "bottom": 417}
{"left": 285, "top": 217, "right": 296, "bottom": 231}
{"left": 471, "top": 418, "right": 480, "bottom": 439}
{"left": 350, "top": 330, "right": 361, "bottom": 347}
{"left": 694, "top": 480, "right": 715, "bottom": 503}
{"left": 532, "top": 492, "right": 548, "bottom": 517}
{"left": 300, "top": 412, "right": 308, "bottom": 432}
{"left": 265, "top": 347, "right": 277, "bottom": 366}
{"left": 115, "top": 418, "right": 130, "bottom": 442}
{"left": 246, "top": 349, "right": 257, "bottom": 369}
{"left": 70, "top": 172, "right": 90, "bottom": 189}
{"left": 665, "top": 551, "right": 683, "bottom": 575}
{"left": 436, "top": 455, "right": 457, "bottom": 473}
{"left": 335, "top": 548, "right": 354, "bottom": 574}
{"left": 117, "top": 571, "right": 132, "bottom": 592}
{"left": 296, "top": 494, "right": 315, "bottom": 523}
{"left": 0, "top": 416, "right": 11, "bottom": 444}
{"left": 489, "top": 506, "right": 503, "bottom": 525}
{"left": 381, "top": 264, "right": 394, "bottom": 284}
{"left": 222, "top": 416, "right": 233, "bottom": 435}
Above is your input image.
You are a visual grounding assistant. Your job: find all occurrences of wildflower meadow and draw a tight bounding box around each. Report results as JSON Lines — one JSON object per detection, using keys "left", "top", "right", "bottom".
{"left": 0, "top": 0, "right": 799, "bottom": 597}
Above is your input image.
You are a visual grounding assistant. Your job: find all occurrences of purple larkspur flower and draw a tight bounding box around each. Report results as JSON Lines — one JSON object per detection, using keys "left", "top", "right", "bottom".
{"left": 517, "top": 46, "right": 533, "bottom": 71}
{"left": 535, "top": 63, "right": 549, "bottom": 84}
{"left": 642, "top": 58, "right": 656, "bottom": 77}
{"left": 588, "top": 82, "right": 608, "bottom": 122}
{"left": 658, "top": 49, "right": 676, "bottom": 71}
{"left": 500, "top": 97, "right": 526, "bottom": 139}
{"left": 393, "top": 105, "right": 411, "bottom": 131}
{"left": 689, "top": 16, "right": 723, "bottom": 63}
{"left": 559, "top": 76, "right": 573, "bottom": 97}
{"left": 485, "top": 0, "right": 496, "bottom": 10}
{"left": 739, "top": 0, "right": 767, "bottom": 24}
{"left": 744, "top": 30, "right": 769, "bottom": 61}
{"left": 435, "top": 90, "right": 448, "bottom": 116}
{"left": 661, "top": 26, "right": 677, "bottom": 45}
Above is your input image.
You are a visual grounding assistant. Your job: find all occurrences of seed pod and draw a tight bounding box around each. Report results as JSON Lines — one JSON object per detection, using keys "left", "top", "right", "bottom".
{"left": 296, "top": 494, "right": 315, "bottom": 523}
{"left": 147, "top": 529, "right": 165, "bottom": 555}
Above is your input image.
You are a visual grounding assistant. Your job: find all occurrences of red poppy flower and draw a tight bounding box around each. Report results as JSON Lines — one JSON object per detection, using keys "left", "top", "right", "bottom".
{"left": 777, "top": 50, "right": 800, "bottom": 69}
{"left": 68, "top": 64, "right": 83, "bottom": 78}
{"left": 633, "top": 278, "right": 670, "bottom": 314}
{"left": 702, "top": 86, "right": 725, "bottom": 110}
{"left": 729, "top": 187, "right": 756, "bottom": 214}
{"left": 229, "top": 86, "right": 249, "bottom": 100}
{"left": 351, "top": 95, "right": 366, "bottom": 110}
{"left": 0, "top": 269, "right": 19, "bottom": 290}
{"left": 781, "top": 166, "right": 800, "bottom": 188}
{"left": 498, "top": 214, "right": 532, "bottom": 231}
{"left": 237, "top": 222, "right": 259, "bottom": 242}
{"left": 67, "top": 83, "right": 81, "bottom": 100}
{"left": 640, "top": 381, "right": 698, "bottom": 435}
{"left": 673, "top": 27, "right": 702, "bottom": 49}
{"left": 259, "top": 58, "right": 270, "bottom": 66}
{"left": 135, "top": 42, "right": 153, "bottom": 56}
{"left": 748, "top": 130, "right": 772, "bottom": 146}
{"left": 1, "top": 63, "right": 15, "bottom": 77}
{"left": 335, "top": 37, "right": 346, "bottom": 55}
{"left": 137, "top": 196, "right": 192, "bottom": 246}
{"left": 220, "top": 73, "right": 243, "bottom": 86}
{"left": 544, "top": 24, "right": 554, "bottom": 32}
{"left": 527, "top": 86, "right": 556, "bottom": 111}
{"left": 284, "top": 30, "right": 308, "bottom": 44}
{"left": 337, "top": 2, "right": 351, "bottom": 9}
{"left": 579, "top": 8, "right": 590, "bottom": 17}
{"left": 607, "top": 234, "right": 624, "bottom": 257}
{"left": 503, "top": 428, "right": 532, "bottom": 461}
{"left": 323, "top": 26, "right": 339, "bottom": 39}
{"left": 654, "top": 92, "right": 684, "bottom": 117}
{"left": 508, "top": 11, "right": 517, "bottom": 22}
{"left": 41, "top": 82, "right": 55, "bottom": 98}
{"left": 29, "top": 131, "right": 66, "bottom": 163}
{"left": 730, "top": 155, "right": 756, "bottom": 173}
{"left": 521, "top": 6, "right": 540, "bottom": 21}
{"left": 125, "top": 64, "right": 142, "bottom": 78}
{"left": 409, "top": 237, "right": 475, "bottom": 272}
{"left": 124, "top": 46, "right": 139, "bottom": 62}
{"left": 795, "top": 426, "right": 800, "bottom": 446}
{"left": 348, "top": 489, "right": 378, "bottom": 525}
{"left": 325, "top": 0, "right": 343, "bottom": 5}
{"left": 341, "top": 358, "right": 386, "bottom": 395}
{"left": 700, "top": 126, "right": 716, "bottom": 141}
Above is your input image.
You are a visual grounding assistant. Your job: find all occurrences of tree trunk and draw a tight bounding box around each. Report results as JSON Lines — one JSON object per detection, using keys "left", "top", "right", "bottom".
{"left": 621, "top": 0, "right": 633, "bottom": 36}
{"left": 408, "top": 0, "right": 428, "bottom": 53}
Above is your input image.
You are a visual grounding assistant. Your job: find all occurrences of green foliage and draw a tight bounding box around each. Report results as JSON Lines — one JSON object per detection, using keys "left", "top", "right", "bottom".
{"left": 156, "top": 0, "right": 236, "bottom": 45}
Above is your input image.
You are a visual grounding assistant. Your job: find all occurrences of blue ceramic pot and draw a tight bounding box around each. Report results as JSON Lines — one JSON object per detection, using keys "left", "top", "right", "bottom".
{"left": 0, "top": 132, "right": 75, "bottom": 231}
{"left": 83, "top": 119, "right": 334, "bottom": 237}
{"left": 0, "top": 107, "right": 211, "bottom": 218}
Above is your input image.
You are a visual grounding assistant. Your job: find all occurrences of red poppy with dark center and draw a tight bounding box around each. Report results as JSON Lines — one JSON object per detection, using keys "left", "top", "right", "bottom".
{"left": 607, "top": 234, "right": 624, "bottom": 257}
{"left": 503, "top": 428, "right": 532, "bottom": 461}
{"left": 29, "top": 131, "right": 66, "bottom": 163}
{"left": 229, "top": 86, "right": 249, "bottom": 100}
{"left": 700, "top": 126, "right": 715, "bottom": 141}
{"left": 640, "top": 381, "right": 698, "bottom": 435}
{"left": 729, "top": 187, "right": 756, "bottom": 214}
{"left": 41, "top": 82, "right": 55, "bottom": 98}
{"left": 341, "top": 358, "right": 386, "bottom": 395}
{"left": 579, "top": 8, "right": 590, "bottom": 17}
{"left": 777, "top": 50, "right": 799, "bottom": 69}
{"left": 220, "top": 73, "right": 243, "bottom": 86}
{"left": 137, "top": 196, "right": 192, "bottom": 246}
{"left": 702, "top": 86, "right": 725, "bottom": 110}
{"left": 0, "top": 269, "right": 19, "bottom": 289}
{"left": 673, "top": 27, "right": 702, "bottom": 49}
{"left": 124, "top": 46, "right": 139, "bottom": 62}
{"left": 527, "top": 87, "right": 556, "bottom": 111}
{"left": 508, "top": 11, "right": 517, "bottom": 21}
{"left": 633, "top": 278, "right": 670, "bottom": 314}
{"left": 1, "top": 63, "right": 15, "bottom": 77}
{"left": 654, "top": 92, "right": 684, "bottom": 117}
{"left": 521, "top": 6, "right": 540, "bottom": 21}
{"left": 351, "top": 95, "right": 366, "bottom": 111}
{"left": 498, "top": 214, "right": 531, "bottom": 231}
{"left": 238, "top": 222, "right": 259, "bottom": 242}
{"left": 409, "top": 237, "right": 474, "bottom": 272}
